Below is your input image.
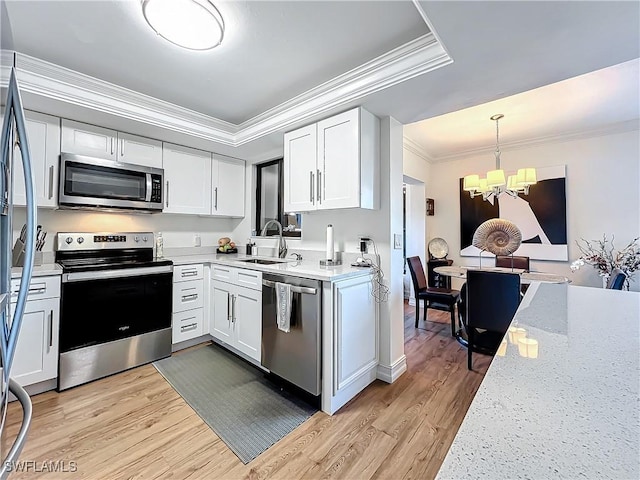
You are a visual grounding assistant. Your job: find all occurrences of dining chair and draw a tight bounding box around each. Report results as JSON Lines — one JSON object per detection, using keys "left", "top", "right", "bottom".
{"left": 606, "top": 268, "right": 627, "bottom": 290}
{"left": 495, "top": 255, "right": 530, "bottom": 271}
{"left": 406, "top": 256, "right": 460, "bottom": 335}
{"left": 466, "top": 270, "right": 521, "bottom": 370}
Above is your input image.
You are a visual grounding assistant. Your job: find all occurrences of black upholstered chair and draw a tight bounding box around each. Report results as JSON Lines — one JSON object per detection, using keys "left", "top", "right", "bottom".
{"left": 607, "top": 268, "right": 627, "bottom": 290}
{"left": 407, "top": 256, "right": 460, "bottom": 336}
{"left": 466, "top": 270, "right": 521, "bottom": 370}
{"left": 495, "top": 255, "right": 530, "bottom": 271}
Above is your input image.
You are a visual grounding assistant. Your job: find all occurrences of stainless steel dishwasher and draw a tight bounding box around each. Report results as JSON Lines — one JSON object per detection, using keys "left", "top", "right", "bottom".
{"left": 262, "top": 273, "right": 322, "bottom": 395}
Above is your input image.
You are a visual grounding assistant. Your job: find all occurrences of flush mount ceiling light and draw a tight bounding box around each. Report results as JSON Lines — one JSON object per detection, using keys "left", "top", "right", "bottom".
{"left": 463, "top": 114, "right": 537, "bottom": 201}
{"left": 142, "top": 0, "right": 224, "bottom": 51}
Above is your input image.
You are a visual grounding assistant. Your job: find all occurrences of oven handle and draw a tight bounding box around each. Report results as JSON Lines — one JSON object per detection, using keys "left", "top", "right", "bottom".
{"left": 62, "top": 265, "right": 173, "bottom": 283}
{"left": 262, "top": 279, "right": 317, "bottom": 295}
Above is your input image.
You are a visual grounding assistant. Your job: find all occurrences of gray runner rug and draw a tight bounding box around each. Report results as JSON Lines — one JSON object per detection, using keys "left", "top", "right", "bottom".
{"left": 153, "top": 344, "right": 317, "bottom": 464}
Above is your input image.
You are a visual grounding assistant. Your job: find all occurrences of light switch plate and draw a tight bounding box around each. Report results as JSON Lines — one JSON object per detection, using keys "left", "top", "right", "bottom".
{"left": 194, "top": 234, "right": 201, "bottom": 247}
{"left": 394, "top": 234, "right": 402, "bottom": 249}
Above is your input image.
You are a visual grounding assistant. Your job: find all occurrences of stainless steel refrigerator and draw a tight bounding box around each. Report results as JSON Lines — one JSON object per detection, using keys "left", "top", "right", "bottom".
{"left": 0, "top": 67, "right": 37, "bottom": 477}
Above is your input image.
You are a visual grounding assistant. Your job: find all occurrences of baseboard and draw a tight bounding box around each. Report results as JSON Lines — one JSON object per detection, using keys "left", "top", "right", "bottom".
{"left": 408, "top": 298, "right": 416, "bottom": 306}
{"left": 8, "top": 378, "right": 57, "bottom": 402}
{"left": 376, "top": 355, "right": 407, "bottom": 383}
{"left": 171, "top": 334, "right": 213, "bottom": 353}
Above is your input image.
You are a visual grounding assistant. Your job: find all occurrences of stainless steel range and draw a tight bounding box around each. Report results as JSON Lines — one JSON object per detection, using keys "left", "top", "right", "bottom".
{"left": 55, "top": 232, "right": 173, "bottom": 391}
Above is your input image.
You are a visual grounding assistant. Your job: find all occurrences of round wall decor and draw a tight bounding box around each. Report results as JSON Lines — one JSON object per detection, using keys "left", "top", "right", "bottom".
{"left": 472, "top": 219, "right": 522, "bottom": 256}
{"left": 428, "top": 237, "right": 449, "bottom": 258}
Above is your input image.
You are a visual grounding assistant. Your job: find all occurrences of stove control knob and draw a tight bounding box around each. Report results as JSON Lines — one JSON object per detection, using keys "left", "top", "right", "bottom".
{"left": 142, "top": 236, "right": 148, "bottom": 242}
{"left": 65, "top": 236, "right": 73, "bottom": 245}
{"left": 77, "top": 237, "right": 84, "bottom": 244}
{"left": 134, "top": 236, "right": 140, "bottom": 243}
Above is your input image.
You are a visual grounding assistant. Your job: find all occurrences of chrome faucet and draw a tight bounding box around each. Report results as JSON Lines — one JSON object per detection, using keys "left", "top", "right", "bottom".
{"left": 261, "top": 220, "right": 287, "bottom": 258}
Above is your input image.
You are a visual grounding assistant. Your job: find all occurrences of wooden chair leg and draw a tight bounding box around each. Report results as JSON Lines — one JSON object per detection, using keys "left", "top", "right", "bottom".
{"left": 415, "top": 299, "right": 420, "bottom": 328}
{"left": 450, "top": 305, "right": 456, "bottom": 337}
{"left": 467, "top": 328, "right": 473, "bottom": 371}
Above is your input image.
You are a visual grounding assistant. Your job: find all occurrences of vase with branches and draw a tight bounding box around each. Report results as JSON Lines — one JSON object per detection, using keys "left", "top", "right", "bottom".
{"left": 570, "top": 235, "right": 640, "bottom": 289}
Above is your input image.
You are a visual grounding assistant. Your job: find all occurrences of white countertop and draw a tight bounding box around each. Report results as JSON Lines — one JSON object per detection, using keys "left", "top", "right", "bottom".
{"left": 11, "top": 263, "right": 63, "bottom": 279}
{"left": 168, "top": 253, "right": 373, "bottom": 282}
{"left": 436, "top": 283, "right": 640, "bottom": 479}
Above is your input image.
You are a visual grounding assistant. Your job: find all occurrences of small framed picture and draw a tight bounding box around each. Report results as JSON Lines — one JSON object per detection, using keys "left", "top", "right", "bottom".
{"left": 426, "top": 198, "right": 434, "bottom": 216}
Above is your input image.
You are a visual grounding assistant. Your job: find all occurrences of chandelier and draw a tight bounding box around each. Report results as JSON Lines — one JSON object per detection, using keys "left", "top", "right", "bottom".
{"left": 463, "top": 114, "right": 536, "bottom": 201}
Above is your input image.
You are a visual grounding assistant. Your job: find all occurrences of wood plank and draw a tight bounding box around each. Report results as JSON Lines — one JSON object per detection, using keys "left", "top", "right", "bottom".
{"left": 2, "top": 303, "right": 490, "bottom": 480}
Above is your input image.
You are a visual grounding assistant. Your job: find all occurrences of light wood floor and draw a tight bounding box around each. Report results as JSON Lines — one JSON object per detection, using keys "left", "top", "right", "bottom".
{"left": 2, "top": 303, "right": 490, "bottom": 479}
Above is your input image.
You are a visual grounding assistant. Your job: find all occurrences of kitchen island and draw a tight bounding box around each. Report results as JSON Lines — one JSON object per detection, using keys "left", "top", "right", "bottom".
{"left": 436, "top": 282, "right": 640, "bottom": 479}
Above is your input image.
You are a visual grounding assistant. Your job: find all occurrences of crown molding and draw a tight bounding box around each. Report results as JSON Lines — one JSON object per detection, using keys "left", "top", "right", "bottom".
{"left": 431, "top": 119, "right": 640, "bottom": 163}
{"left": 0, "top": 35, "right": 451, "bottom": 148}
{"left": 236, "top": 34, "right": 451, "bottom": 145}
{"left": 402, "top": 135, "right": 434, "bottom": 163}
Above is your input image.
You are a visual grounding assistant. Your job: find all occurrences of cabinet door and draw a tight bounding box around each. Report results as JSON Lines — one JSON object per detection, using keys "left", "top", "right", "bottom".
{"left": 61, "top": 119, "right": 117, "bottom": 161}
{"left": 211, "top": 281, "right": 233, "bottom": 343}
{"left": 117, "top": 132, "right": 162, "bottom": 169}
{"left": 162, "top": 143, "right": 212, "bottom": 215}
{"left": 172, "top": 308, "right": 204, "bottom": 344}
{"left": 317, "top": 108, "right": 360, "bottom": 210}
{"left": 10, "top": 297, "right": 59, "bottom": 387}
{"left": 284, "top": 124, "right": 317, "bottom": 212}
{"left": 212, "top": 155, "right": 245, "bottom": 217}
{"left": 12, "top": 111, "right": 60, "bottom": 207}
{"left": 233, "top": 285, "right": 262, "bottom": 362}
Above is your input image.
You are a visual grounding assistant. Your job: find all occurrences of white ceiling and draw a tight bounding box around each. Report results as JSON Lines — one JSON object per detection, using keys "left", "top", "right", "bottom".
{"left": 1, "top": 1, "right": 639, "bottom": 161}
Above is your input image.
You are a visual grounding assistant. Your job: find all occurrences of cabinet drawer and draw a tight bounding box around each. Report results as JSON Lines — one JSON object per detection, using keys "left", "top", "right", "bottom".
{"left": 10, "top": 275, "right": 61, "bottom": 303}
{"left": 172, "top": 279, "right": 204, "bottom": 313}
{"left": 211, "top": 264, "right": 234, "bottom": 282}
{"left": 174, "top": 264, "right": 204, "bottom": 282}
{"left": 236, "top": 269, "right": 262, "bottom": 291}
{"left": 172, "top": 308, "right": 204, "bottom": 343}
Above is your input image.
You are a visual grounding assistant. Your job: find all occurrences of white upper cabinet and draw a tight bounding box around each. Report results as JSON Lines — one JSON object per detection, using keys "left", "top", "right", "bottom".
{"left": 62, "top": 120, "right": 162, "bottom": 168}
{"left": 284, "top": 124, "right": 317, "bottom": 212}
{"left": 116, "top": 132, "right": 162, "bottom": 168}
{"left": 162, "top": 143, "right": 212, "bottom": 215}
{"left": 12, "top": 110, "right": 60, "bottom": 208}
{"left": 283, "top": 107, "right": 379, "bottom": 212}
{"left": 212, "top": 154, "right": 245, "bottom": 218}
{"left": 61, "top": 119, "right": 117, "bottom": 161}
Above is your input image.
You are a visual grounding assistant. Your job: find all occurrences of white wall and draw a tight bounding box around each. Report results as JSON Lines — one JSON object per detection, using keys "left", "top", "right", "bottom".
{"left": 423, "top": 129, "right": 640, "bottom": 291}
{"left": 403, "top": 181, "right": 426, "bottom": 302}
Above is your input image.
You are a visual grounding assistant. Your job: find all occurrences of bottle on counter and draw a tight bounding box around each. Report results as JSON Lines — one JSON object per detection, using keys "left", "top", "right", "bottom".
{"left": 156, "top": 231, "right": 164, "bottom": 258}
{"left": 246, "top": 239, "right": 253, "bottom": 256}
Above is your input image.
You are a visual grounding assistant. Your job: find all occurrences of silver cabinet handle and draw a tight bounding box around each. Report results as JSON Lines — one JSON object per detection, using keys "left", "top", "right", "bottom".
{"left": 181, "top": 270, "right": 198, "bottom": 277}
{"left": 48, "top": 165, "right": 54, "bottom": 199}
{"left": 214, "top": 187, "right": 218, "bottom": 210}
{"left": 181, "top": 293, "right": 198, "bottom": 302}
{"left": 120, "top": 138, "right": 124, "bottom": 157}
{"left": 110, "top": 137, "right": 114, "bottom": 155}
{"left": 48, "top": 310, "right": 53, "bottom": 350}
{"left": 310, "top": 171, "right": 314, "bottom": 203}
{"left": 181, "top": 322, "right": 198, "bottom": 332}
{"left": 227, "top": 291, "right": 231, "bottom": 322}
{"left": 231, "top": 294, "right": 236, "bottom": 323}
{"left": 317, "top": 169, "right": 321, "bottom": 203}
{"left": 165, "top": 181, "right": 169, "bottom": 207}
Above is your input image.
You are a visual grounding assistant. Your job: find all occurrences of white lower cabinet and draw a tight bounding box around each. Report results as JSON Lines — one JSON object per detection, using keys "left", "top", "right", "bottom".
{"left": 210, "top": 267, "right": 262, "bottom": 362}
{"left": 9, "top": 276, "right": 60, "bottom": 387}
{"left": 172, "top": 264, "right": 205, "bottom": 344}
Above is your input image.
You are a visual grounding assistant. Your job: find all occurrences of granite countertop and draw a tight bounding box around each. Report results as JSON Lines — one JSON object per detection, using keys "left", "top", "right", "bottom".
{"left": 11, "top": 263, "right": 63, "bottom": 279}
{"left": 436, "top": 283, "right": 640, "bottom": 479}
{"left": 168, "top": 253, "right": 373, "bottom": 282}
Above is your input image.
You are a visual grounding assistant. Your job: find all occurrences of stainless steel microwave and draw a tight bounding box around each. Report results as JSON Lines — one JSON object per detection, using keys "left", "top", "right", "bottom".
{"left": 59, "top": 153, "right": 164, "bottom": 212}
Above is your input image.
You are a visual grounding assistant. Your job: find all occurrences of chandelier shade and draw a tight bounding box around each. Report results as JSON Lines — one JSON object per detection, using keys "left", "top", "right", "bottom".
{"left": 463, "top": 114, "right": 537, "bottom": 201}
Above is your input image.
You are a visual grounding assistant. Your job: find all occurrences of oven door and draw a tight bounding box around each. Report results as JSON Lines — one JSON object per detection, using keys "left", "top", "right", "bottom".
{"left": 59, "top": 266, "right": 173, "bottom": 353}
{"left": 59, "top": 153, "right": 163, "bottom": 211}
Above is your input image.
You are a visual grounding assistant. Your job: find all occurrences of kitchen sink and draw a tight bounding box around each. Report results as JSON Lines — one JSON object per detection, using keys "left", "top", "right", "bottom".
{"left": 239, "top": 258, "right": 287, "bottom": 265}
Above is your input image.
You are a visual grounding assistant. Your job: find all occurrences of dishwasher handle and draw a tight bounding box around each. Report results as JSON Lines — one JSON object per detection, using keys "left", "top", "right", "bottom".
{"left": 262, "top": 279, "right": 317, "bottom": 295}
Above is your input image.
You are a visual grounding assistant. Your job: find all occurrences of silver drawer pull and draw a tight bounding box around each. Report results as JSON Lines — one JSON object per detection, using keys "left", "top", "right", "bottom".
{"left": 262, "top": 280, "right": 317, "bottom": 295}
{"left": 181, "top": 323, "right": 198, "bottom": 332}
{"left": 11, "top": 285, "right": 46, "bottom": 296}
{"left": 181, "top": 293, "right": 198, "bottom": 302}
{"left": 181, "top": 270, "right": 198, "bottom": 277}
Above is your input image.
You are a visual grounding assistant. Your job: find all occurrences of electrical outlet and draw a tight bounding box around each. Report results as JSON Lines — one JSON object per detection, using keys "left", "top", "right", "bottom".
{"left": 394, "top": 234, "right": 403, "bottom": 249}
{"left": 194, "top": 234, "right": 201, "bottom": 247}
